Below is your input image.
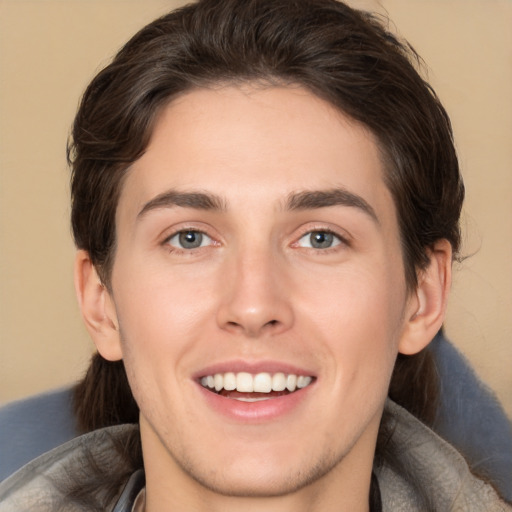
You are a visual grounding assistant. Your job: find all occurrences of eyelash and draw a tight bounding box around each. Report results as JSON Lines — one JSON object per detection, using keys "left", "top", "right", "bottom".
{"left": 162, "top": 228, "right": 216, "bottom": 253}
{"left": 162, "top": 225, "right": 349, "bottom": 255}
{"left": 293, "top": 227, "right": 350, "bottom": 252}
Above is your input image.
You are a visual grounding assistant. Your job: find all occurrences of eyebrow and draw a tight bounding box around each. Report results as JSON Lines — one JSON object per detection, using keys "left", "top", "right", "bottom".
{"left": 285, "top": 188, "right": 379, "bottom": 223}
{"left": 138, "top": 190, "right": 227, "bottom": 218}
{"left": 137, "top": 187, "right": 378, "bottom": 223}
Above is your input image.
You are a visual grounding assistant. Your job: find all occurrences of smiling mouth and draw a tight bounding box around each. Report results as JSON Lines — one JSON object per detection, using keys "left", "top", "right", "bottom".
{"left": 200, "top": 372, "right": 314, "bottom": 401}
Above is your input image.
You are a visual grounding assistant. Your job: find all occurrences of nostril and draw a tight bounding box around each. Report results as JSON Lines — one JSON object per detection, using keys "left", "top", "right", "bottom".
{"left": 262, "top": 319, "right": 281, "bottom": 331}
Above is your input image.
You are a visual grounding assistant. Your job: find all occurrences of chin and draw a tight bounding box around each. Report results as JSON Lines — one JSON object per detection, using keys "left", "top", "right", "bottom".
{"left": 178, "top": 448, "right": 342, "bottom": 499}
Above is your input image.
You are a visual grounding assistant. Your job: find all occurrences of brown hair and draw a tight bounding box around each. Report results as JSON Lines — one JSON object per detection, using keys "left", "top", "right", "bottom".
{"left": 70, "top": 0, "right": 463, "bottom": 433}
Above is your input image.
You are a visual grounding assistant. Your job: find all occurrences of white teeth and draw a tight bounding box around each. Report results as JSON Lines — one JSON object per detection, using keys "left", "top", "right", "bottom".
{"left": 286, "top": 374, "right": 297, "bottom": 392}
{"left": 214, "top": 374, "right": 223, "bottom": 392}
{"left": 272, "top": 373, "right": 286, "bottom": 392}
{"left": 223, "top": 372, "right": 236, "bottom": 391}
{"left": 253, "top": 373, "right": 272, "bottom": 393}
{"left": 200, "top": 371, "right": 314, "bottom": 394}
{"left": 235, "top": 396, "right": 270, "bottom": 402}
{"left": 237, "top": 372, "right": 254, "bottom": 392}
{"left": 297, "top": 376, "right": 312, "bottom": 389}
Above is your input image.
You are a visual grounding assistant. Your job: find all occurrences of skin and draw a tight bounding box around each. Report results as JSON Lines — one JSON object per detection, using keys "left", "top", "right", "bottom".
{"left": 76, "top": 85, "right": 451, "bottom": 512}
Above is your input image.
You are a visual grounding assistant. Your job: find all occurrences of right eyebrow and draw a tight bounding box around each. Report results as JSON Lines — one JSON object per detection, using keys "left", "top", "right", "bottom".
{"left": 137, "top": 190, "right": 227, "bottom": 219}
{"left": 285, "top": 188, "right": 379, "bottom": 224}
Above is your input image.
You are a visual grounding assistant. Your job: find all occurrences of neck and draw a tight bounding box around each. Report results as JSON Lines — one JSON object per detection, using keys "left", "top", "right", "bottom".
{"left": 144, "top": 468, "right": 373, "bottom": 512}
{"left": 140, "top": 420, "right": 379, "bottom": 512}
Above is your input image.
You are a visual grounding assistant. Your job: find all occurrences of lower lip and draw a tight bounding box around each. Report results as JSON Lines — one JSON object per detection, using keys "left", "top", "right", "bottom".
{"left": 196, "top": 383, "right": 313, "bottom": 422}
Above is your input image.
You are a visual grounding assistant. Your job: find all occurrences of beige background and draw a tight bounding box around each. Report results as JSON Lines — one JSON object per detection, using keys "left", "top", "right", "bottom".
{"left": 0, "top": 0, "right": 511, "bottom": 419}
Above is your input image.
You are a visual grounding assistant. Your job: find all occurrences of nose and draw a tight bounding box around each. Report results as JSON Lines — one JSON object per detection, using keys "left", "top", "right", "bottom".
{"left": 216, "top": 248, "right": 294, "bottom": 338}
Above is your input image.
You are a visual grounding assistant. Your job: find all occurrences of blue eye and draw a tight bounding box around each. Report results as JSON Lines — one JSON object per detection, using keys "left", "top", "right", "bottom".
{"left": 297, "top": 230, "right": 342, "bottom": 249}
{"left": 167, "top": 230, "right": 212, "bottom": 249}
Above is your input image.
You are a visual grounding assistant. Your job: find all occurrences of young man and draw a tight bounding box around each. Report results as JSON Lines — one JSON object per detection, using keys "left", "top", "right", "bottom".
{"left": 0, "top": 0, "right": 510, "bottom": 510}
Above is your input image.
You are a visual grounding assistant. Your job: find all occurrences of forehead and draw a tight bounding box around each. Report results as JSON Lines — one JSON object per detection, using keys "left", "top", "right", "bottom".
{"left": 117, "top": 85, "right": 395, "bottom": 225}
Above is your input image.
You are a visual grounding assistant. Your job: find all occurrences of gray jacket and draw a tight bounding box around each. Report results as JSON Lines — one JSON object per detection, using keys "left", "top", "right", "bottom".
{"left": 0, "top": 400, "right": 510, "bottom": 511}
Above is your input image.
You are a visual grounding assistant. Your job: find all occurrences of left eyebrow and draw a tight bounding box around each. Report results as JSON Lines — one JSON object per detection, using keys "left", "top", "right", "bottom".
{"left": 285, "top": 188, "right": 379, "bottom": 224}
{"left": 137, "top": 190, "right": 227, "bottom": 219}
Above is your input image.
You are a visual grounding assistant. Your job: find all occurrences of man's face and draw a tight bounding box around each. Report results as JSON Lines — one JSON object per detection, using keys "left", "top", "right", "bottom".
{"left": 108, "top": 85, "right": 416, "bottom": 499}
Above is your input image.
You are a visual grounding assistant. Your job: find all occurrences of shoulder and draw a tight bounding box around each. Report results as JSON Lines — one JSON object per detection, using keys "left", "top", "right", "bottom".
{"left": 0, "top": 424, "right": 140, "bottom": 512}
{"left": 430, "top": 333, "right": 512, "bottom": 501}
{"left": 377, "top": 399, "right": 512, "bottom": 511}
{"left": 0, "top": 387, "right": 77, "bottom": 481}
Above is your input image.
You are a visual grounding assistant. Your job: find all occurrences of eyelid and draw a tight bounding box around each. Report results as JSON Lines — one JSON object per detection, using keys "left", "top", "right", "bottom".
{"left": 292, "top": 225, "right": 351, "bottom": 249}
{"left": 167, "top": 230, "right": 213, "bottom": 248}
{"left": 161, "top": 225, "right": 220, "bottom": 252}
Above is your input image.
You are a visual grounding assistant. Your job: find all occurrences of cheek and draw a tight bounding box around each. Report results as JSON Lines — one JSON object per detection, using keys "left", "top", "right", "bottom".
{"left": 298, "top": 262, "right": 406, "bottom": 380}
{"left": 113, "top": 258, "right": 217, "bottom": 340}
{"left": 302, "top": 258, "right": 406, "bottom": 330}
{"left": 114, "top": 283, "right": 193, "bottom": 429}
{"left": 111, "top": 263, "right": 224, "bottom": 404}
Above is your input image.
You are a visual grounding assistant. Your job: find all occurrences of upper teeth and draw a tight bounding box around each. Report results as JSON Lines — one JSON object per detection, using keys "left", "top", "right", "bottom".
{"left": 200, "top": 372, "right": 313, "bottom": 393}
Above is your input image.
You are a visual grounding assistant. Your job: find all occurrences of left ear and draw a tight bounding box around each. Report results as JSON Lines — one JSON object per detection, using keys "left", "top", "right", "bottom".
{"left": 74, "top": 250, "right": 123, "bottom": 362}
{"left": 398, "top": 239, "right": 452, "bottom": 355}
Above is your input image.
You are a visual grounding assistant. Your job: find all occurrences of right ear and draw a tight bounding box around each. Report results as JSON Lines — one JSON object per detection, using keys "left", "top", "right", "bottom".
{"left": 74, "top": 250, "right": 123, "bottom": 361}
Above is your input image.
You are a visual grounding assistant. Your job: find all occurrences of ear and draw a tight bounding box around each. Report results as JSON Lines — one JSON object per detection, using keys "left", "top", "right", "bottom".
{"left": 398, "top": 239, "right": 452, "bottom": 355}
{"left": 74, "top": 250, "right": 123, "bottom": 361}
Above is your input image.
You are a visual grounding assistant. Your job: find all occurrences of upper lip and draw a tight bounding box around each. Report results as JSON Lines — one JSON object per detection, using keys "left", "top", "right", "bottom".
{"left": 193, "top": 360, "right": 317, "bottom": 380}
